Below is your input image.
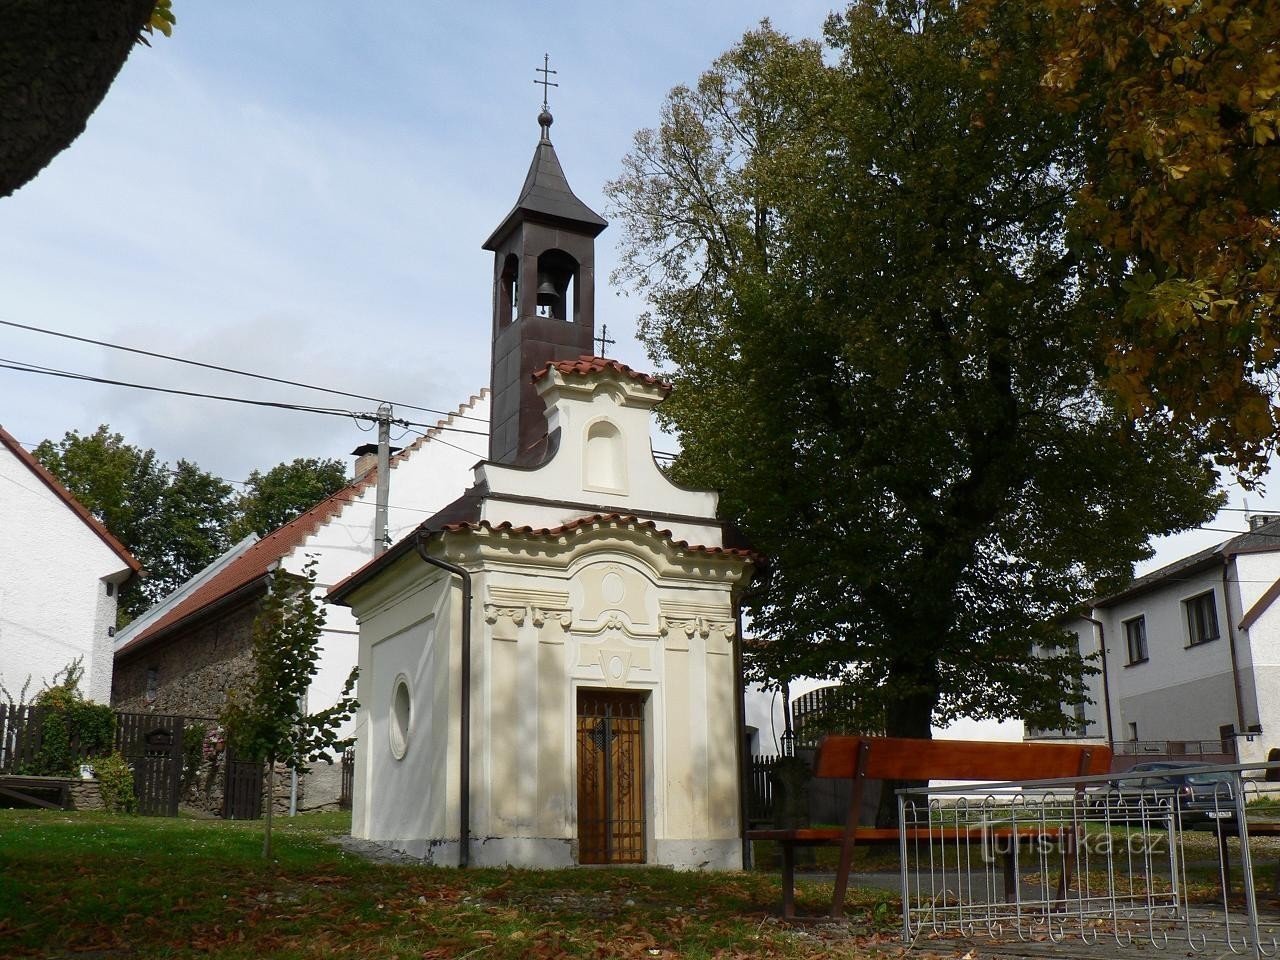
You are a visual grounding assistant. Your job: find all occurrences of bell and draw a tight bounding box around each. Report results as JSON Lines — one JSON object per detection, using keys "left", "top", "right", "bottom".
{"left": 536, "top": 272, "right": 560, "bottom": 310}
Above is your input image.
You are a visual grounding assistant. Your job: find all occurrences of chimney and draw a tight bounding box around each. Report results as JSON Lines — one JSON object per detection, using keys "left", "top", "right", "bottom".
{"left": 1249, "top": 513, "right": 1280, "bottom": 531}
{"left": 351, "top": 443, "right": 379, "bottom": 479}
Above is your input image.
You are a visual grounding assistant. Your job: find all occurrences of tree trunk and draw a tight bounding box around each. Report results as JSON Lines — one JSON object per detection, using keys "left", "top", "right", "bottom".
{"left": 876, "top": 662, "right": 939, "bottom": 826}
{"left": 884, "top": 686, "right": 936, "bottom": 740}
{"left": 262, "top": 759, "right": 274, "bottom": 859}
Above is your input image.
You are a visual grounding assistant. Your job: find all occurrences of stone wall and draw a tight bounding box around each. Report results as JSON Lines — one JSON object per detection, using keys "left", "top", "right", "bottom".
{"left": 112, "top": 595, "right": 260, "bottom": 717}
{"left": 113, "top": 592, "right": 343, "bottom": 816}
{"left": 68, "top": 778, "right": 104, "bottom": 811}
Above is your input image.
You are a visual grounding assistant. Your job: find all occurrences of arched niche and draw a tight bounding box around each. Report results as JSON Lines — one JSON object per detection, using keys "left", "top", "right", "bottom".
{"left": 584, "top": 418, "right": 627, "bottom": 494}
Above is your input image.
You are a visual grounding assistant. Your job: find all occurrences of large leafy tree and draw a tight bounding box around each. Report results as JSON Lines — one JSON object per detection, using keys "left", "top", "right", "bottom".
{"left": 607, "top": 11, "right": 1223, "bottom": 738}
{"left": 222, "top": 560, "right": 357, "bottom": 858}
{"left": 35, "top": 426, "right": 234, "bottom": 622}
{"left": 230, "top": 458, "right": 349, "bottom": 542}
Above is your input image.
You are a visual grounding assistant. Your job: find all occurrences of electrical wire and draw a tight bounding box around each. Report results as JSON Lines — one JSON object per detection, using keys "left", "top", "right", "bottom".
{"left": 1, "top": 357, "right": 354, "bottom": 418}
{"left": 15, "top": 423, "right": 483, "bottom": 520}
{"left": 0, "top": 317, "right": 489, "bottom": 423}
{"left": 399, "top": 426, "right": 486, "bottom": 461}
{"left": 0, "top": 357, "right": 489, "bottom": 437}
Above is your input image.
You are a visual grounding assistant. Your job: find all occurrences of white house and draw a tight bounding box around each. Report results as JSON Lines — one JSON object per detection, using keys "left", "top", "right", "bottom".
{"left": 110, "top": 392, "right": 489, "bottom": 807}
{"left": 1028, "top": 515, "right": 1280, "bottom": 766}
{"left": 0, "top": 425, "right": 140, "bottom": 703}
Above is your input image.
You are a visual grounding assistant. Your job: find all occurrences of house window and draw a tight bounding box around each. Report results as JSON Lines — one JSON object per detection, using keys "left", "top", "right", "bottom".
{"left": 1124, "top": 616, "right": 1148, "bottom": 665}
{"left": 1184, "top": 591, "right": 1220, "bottom": 646}
{"left": 145, "top": 668, "right": 158, "bottom": 703}
{"left": 1129, "top": 721, "right": 1139, "bottom": 742}
{"left": 104, "top": 581, "right": 115, "bottom": 597}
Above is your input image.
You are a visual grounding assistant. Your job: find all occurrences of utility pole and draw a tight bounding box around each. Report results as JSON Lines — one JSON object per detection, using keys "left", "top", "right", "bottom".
{"left": 374, "top": 403, "right": 392, "bottom": 556}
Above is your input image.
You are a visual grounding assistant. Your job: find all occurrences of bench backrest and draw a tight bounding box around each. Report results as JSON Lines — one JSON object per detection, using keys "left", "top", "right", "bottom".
{"left": 812, "top": 735, "right": 1111, "bottom": 784}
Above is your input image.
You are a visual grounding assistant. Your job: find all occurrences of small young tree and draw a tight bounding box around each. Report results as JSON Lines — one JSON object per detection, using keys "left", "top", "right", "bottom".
{"left": 222, "top": 558, "right": 357, "bottom": 858}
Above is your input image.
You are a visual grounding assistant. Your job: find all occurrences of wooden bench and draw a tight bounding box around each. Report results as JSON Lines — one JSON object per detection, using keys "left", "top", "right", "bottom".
{"left": 0, "top": 775, "right": 72, "bottom": 810}
{"left": 747, "top": 735, "right": 1112, "bottom": 918}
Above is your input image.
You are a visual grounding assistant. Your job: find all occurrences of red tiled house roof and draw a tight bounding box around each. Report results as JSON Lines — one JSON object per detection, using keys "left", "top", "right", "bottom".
{"left": 116, "top": 393, "right": 487, "bottom": 656}
{"left": 329, "top": 512, "right": 755, "bottom": 603}
{"left": 0, "top": 424, "right": 140, "bottom": 575}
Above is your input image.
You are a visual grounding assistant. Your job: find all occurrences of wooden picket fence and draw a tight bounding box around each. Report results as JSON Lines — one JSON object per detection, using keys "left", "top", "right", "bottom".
{"left": 339, "top": 747, "right": 354, "bottom": 811}
{"left": 1, "top": 705, "right": 193, "bottom": 816}
{"left": 747, "top": 754, "right": 777, "bottom": 826}
{"left": 0, "top": 704, "right": 44, "bottom": 773}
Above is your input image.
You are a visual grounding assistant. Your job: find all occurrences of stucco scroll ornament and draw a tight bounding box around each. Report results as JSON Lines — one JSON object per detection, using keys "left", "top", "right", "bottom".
{"left": 483, "top": 604, "right": 527, "bottom": 642}
{"left": 658, "top": 615, "right": 703, "bottom": 651}
{"left": 532, "top": 606, "right": 572, "bottom": 644}
{"left": 658, "top": 615, "right": 735, "bottom": 653}
{"left": 703, "top": 618, "right": 736, "bottom": 655}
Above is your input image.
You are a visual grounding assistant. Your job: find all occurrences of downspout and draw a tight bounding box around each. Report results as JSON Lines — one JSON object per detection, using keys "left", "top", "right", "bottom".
{"left": 414, "top": 535, "right": 471, "bottom": 868}
{"left": 1222, "top": 557, "right": 1248, "bottom": 742}
{"left": 733, "top": 607, "right": 750, "bottom": 870}
{"left": 1082, "top": 614, "right": 1114, "bottom": 752}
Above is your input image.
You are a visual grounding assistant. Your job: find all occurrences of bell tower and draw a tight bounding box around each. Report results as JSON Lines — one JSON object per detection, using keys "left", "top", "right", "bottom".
{"left": 483, "top": 69, "right": 607, "bottom": 465}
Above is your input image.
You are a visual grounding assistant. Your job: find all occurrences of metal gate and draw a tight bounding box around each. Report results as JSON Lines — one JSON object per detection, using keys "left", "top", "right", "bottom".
{"left": 576, "top": 690, "right": 646, "bottom": 864}
{"left": 115, "top": 713, "right": 183, "bottom": 817}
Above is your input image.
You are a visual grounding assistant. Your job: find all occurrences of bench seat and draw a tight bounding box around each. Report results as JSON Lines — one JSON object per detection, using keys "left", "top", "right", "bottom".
{"left": 747, "top": 735, "right": 1112, "bottom": 918}
{"left": 749, "top": 824, "right": 1075, "bottom": 845}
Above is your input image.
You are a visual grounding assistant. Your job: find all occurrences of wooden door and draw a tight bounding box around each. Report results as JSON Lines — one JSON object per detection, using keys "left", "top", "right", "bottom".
{"left": 576, "top": 690, "right": 646, "bottom": 864}
{"left": 223, "top": 755, "right": 264, "bottom": 820}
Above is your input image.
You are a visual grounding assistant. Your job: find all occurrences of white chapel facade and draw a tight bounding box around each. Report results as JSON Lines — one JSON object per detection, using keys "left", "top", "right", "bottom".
{"left": 330, "top": 109, "right": 754, "bottom": 868}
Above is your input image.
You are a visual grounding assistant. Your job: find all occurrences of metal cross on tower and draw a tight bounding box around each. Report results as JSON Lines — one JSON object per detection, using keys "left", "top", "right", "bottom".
{"left": 594, "top": 324, "right": 616, "bottom": 356}
{"left": 535, "top": 53, "right": 558, "bottom": 111}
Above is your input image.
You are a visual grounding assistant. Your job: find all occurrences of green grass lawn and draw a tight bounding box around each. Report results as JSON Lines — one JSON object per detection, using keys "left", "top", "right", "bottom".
{"left": 0, "top": 810, "right": 900, "bottom": 959}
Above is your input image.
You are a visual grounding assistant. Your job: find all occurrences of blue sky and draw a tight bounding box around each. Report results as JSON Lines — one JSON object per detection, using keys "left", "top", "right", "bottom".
{"left": 0, "top": 1, "right": 1269, "bottom": 569}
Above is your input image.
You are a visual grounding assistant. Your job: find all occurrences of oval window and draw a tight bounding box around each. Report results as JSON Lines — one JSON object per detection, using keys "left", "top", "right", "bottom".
{"left": 389, "top": 675, "right": 412, "bottom": 760}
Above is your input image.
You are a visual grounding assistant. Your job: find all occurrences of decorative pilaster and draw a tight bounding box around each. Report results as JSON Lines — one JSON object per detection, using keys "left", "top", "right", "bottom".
{"left": 484, "top": 605, "right": 527, "bottom": 642}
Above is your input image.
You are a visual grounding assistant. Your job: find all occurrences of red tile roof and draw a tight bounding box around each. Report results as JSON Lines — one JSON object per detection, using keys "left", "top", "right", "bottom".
{"left": 329, "top": 511, "right": 754, "bottom": 604}
{"left": 533, "top": 355, "right": 672, "bottom": 395}
{"left": 116, "top": 484, "right": 348, "bottom": 656}
{"left": 116, "top": 392, "right": 488, "bottom": 656}
{"left": 439, "top": 513, "right": 757, "bottom": 561}
{"left": 0, "top": 425, "right": 140, "bottom": 574}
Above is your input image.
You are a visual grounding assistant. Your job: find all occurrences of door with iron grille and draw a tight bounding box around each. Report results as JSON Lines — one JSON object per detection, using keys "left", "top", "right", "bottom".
{"left": 576, "top": 690, "right": 646, "bottom": 864}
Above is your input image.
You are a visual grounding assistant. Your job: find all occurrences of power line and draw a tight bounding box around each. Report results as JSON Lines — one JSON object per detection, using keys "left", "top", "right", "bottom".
{"left": 400, "top": 425, "right": 486, "bottom": 461}
{"left": 1, "top": 357, "right": 352, "bottom": 418}
{"left": 0, "top": 357, "right": 489, "bottom": 437}
{"left": 18, "top": 448, "right": 468, "bottom": 525}
{"left": 0, "top": 317, "right": 489, "bottom": 424}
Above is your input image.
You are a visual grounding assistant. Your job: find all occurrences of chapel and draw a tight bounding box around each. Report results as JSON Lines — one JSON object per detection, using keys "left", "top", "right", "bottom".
{"left": 330, "top": 103, "right": 754, "bottom": 868}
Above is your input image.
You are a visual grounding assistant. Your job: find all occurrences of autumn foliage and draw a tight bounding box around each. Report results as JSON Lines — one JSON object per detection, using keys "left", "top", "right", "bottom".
{"left": 1033, "top": 0, "right": 1280, "bottom": 477}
